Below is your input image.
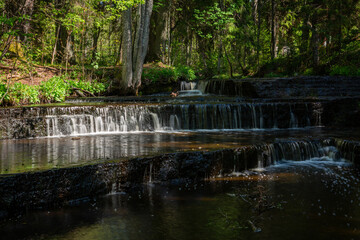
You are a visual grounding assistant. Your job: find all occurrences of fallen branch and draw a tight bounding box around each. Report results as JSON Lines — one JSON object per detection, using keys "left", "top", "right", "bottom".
{"left": 12, "top": 76, "right": 30, "bottom": 82}
{"left": 74, "top": 89, "right": 86, "bottom": 98}
{"left": 0, "top": 65, "right": 15, "bottom": 70}
{"left": 72, "top": 87, "right": 96, "bottom": 97}
{"left": 32, "top": 64, "right": 60, "bottom": 72}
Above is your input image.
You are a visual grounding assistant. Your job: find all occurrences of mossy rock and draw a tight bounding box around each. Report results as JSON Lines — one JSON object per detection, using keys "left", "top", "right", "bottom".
{"left": 7, "top": 41, "right": 25, "bottom": 59}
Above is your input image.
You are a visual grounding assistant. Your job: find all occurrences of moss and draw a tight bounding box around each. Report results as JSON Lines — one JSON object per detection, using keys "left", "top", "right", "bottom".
{"left": 7, "top": 41, "right": 25, "bottom": 59}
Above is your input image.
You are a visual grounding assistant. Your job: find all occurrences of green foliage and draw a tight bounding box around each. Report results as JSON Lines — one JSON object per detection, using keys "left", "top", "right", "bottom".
{"left": 0, "top": 73, "right": 108, "bottom": 106}
{"left": 264, "top": 72, "right": 286, "bottom": 78}
{"left": 68, "top": 79, "right": 106, "bottom": 94}
{"left": 330, "top": 66, "right": 360, "bottom": 76}
{"left": 142, "top": 65, "right": 197, "bottom": 83}
{"left": 0, "top": 82, "right": 39, "bottom": 105}
{"left": 1, "top": 0, "right": 360, "bottom": 94}
{"left": 11, "top": 83, "right": 40, "bottom": 104}
{"left": 91, "top": 52, "right": 101, "bottom": 70}
{"left": 103, "top": 0, "right": 144, "bottom": 20}
{"left": 174, "top": 65, "right": 196, "bottom": 81}
{"left": 40, "top": 76, "right": 69, "bottom": 102}
{"left": 303, "top": 68, "right": 314, "bottom": 76}
{"left": 193, "top": 3, "right": 234, "bottom": 39}
{"left": 0, "top": 83, "right": 10, "bottom": 102}
{"left": 143, "top": 67, "right": 176, "bottom": 83}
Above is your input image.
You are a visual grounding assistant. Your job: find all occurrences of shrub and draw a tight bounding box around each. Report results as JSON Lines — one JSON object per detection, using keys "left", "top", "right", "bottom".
{"left": 11, "top": 83, "right": 40, "bottom": 104}
{"left": 0, "top": 82, "right": 40, "bottom": 105}
{"left": 0, "top": 74, "right": 108, "bottom": 106}
{"left": 40, "top": 76, "right": 69, "bottom": 102}
{"left": 303, "top": 68, "right": 314, "bottom": 76}
{"left": 67, "top": 79, "right": 106, "bottom": 94}
{"left": 330, "top": 65, "right": 359, "bottom": 76}
{"left": 263, "top": 72, "right": 285, "bottom": 78}
{"left": 174, "top": 65, "right": 197, "bottom": 81}
{"left": 142, "top": 65, "right": 197, "bottom": 83}
{"left": 143, "top": 67, "right": 177, "bottom": 83}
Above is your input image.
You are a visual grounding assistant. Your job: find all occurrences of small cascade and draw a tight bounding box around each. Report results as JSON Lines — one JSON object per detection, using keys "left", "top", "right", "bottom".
{"left": 312, "top": 102, "right": 323, "bottom": 126}
{"left": 180, "top": 81, "right": 197, "bottom": 91}
{"left": 198, "top": 79, "right": 243, "bottom": 96}
{"left": 289, "top": 106, "right": 299, "bottom": 128}
{"left": 44, "top": 102, "right": 318, "bottom": 137}
{"left": 178, "top": 90, "right": 203, "bottom": 96}
{"left": 334, "top": 139, "right": 360, "bottom": 164}
{"left": 271, "top": 140, "right": 338, "bottom": 162}
{"left": 169, "top": 115, "right": 180, "bottom": 130}
{"left": 149, "top": 162, "right": 153, "bottom": 183}
{"left": 196, "top": 81, "right": 208, "bottom": 94}
{"left": 45, "top": 105, "right": 158, "bottom": 136}
{"left": 227, "top": 139, "right": 345, "bottom": 176}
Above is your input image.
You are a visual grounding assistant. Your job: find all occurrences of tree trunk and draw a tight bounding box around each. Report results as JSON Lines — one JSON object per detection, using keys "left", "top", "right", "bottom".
{"left": 22, "top": 0, "right": 34, "bottom": 42}
{"left": 91, "top": 25, "right": 101, "bottom": 63}
{"left": 53, "top": 0, "right": 76, "bottom": 65}
{"left": 300, "top": 15, "right": 310, "bottom": 59}
{"left": 270, "top": 0, "right": 276, "bottom": 60}
{"left": 224, "top": 46, "right": 233, "bottom": 78}
{"left": 337, "top": 1, "right": 342, "bottom": 53}
{"left": 253, "top": 0, "right": 261, "bottom": 69}
{"left": 146, "top": 2, "right": 167, "bottom": 62}
{"left": 121, "top": 8, "right": 133, "bottom": 90}
{"left": 51, "top": 25, "right": 61, "bottom": 65}
{"left": 4, "top": 0, "right": 34, "bottom": 42}
{"left": 120, "top": 0, "right": 153, "bottom": 95}
{"left": 186, "top": 29, "right": 193, "bottom": 66}
{"left": 312, "top": 28, "right": 319, "bottom": 68}
{"left": 217, "top": 41, "right": 223, "bottom": 74}
{"left": 310, "top": 11, "right": 319, "bottom": 69}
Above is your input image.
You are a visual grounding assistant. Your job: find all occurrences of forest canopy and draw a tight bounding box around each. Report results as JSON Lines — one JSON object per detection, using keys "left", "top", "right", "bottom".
{"left": 0, "top": 0, "right": 360, "bottom": 96}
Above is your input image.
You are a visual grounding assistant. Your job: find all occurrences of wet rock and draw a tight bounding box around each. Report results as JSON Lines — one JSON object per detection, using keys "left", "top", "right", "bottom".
{"left": 0, "top": 138, "right": 359, "bottom": 219}
{"left": 202, "top": 76, "right": 360, "bottom": 98}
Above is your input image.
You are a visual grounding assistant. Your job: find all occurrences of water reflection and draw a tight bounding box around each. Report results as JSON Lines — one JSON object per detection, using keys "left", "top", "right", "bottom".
{"left": 0, "top": 128, "right": 359, "bottom": 174}
{"left": 1, "top": 160, "right": 359, "bottom": 240}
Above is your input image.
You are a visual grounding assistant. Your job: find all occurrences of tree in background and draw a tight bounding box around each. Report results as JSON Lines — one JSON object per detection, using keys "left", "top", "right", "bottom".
{"left": 121, "top": 0, "right": 153, "bottom": 95}
{"left": 0, "top": 0, "right": 360, "bottom": 96}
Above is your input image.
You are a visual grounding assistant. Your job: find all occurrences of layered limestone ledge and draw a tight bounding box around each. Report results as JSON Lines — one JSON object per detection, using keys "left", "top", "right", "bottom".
{"left": 1, "top": 138, "right": 359, "bottom": 219}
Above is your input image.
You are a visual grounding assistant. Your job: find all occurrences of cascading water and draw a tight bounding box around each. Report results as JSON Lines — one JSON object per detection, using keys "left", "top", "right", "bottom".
{"left": 334, "top": 139, "right": 360, "bottom": 163}
{"left": 44, "top": 103, "right": 317, "bottom": 137}
{"left": 230, "top": 139, "right": 344, "bottom": 175}
{"left": 180, "top": 81, "right": 197, "bottom": 91}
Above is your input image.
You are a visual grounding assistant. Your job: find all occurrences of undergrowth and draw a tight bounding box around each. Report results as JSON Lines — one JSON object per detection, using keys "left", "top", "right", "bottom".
{"left": 0, "top": 75, "right": 107, "bottom": 106}
{"left": 142, "top": 65, "right": 197, "bottom": 83}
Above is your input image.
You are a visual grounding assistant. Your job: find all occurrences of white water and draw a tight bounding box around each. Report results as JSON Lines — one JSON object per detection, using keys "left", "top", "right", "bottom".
{"left": 45, "top": 103, "right": 317, "bottom": 137}
{"left": 180, "top": 81, "right": 197, "bottom": 91}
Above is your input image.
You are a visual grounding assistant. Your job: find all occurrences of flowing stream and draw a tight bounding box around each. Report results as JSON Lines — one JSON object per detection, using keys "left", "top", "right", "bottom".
{"left": 0, "top": 80, "right": 360, "bottom": 239}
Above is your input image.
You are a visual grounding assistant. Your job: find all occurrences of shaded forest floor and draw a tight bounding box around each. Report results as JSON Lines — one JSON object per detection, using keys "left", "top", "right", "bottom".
{"left": 0, "top": 59, "right": 58, "bottom": 86}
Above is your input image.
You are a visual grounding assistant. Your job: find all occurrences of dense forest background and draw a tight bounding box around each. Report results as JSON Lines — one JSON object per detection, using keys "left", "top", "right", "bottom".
{"left": 0, "top": 0, "right": 360, "bottom": 102}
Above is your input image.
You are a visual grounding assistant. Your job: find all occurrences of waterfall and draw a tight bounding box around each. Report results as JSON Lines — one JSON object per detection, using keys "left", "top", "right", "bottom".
{"left": 44, "top": 103, "right": 319, "bottom": 137}
{"left": 334, "top": 139, "right": 360, "bottom": 163}
{"left": 232, "top": 140, "right": 344, "bottom": 173}
{"left": 289, "top": 105, "right": 299, "bottom": 128}
{"left": 196, "top": 81, "right": 208, "bottom": 94}
{"left": 180, "top": 81, "right": 197, "bottom": 91}
{"left": 170, "top": 115, "right": 180, "bottom": 130}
